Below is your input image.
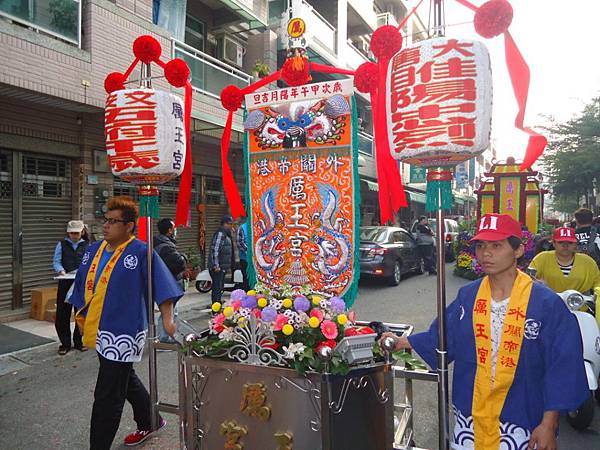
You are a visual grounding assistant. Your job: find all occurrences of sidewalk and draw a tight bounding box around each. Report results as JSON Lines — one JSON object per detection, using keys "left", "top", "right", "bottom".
{"left": 0, "top": 287, "right": 214, "bottom": 377}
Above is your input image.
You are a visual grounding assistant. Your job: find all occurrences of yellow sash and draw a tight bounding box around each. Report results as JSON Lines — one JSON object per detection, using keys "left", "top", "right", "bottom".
{"left": 75, "top": 237, "right": 135, "bottom": 349}
{"left": 471, "top": 270, "right": 533, "bottom": 449}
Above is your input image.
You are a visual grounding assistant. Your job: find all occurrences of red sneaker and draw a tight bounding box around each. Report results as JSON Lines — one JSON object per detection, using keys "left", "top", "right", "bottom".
{"left": 124, "top": 418, "right": 166, "bottom": 446}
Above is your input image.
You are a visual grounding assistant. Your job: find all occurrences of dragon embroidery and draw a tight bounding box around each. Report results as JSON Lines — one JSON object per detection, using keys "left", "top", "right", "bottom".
{"left": 254, "top": 189, "right": 285, "bottom": 279}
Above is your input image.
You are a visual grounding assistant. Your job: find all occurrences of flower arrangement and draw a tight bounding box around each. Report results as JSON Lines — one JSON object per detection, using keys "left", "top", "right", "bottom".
{"left": 191, "top": 283, "right": 376, "bottom": 375}
{"left": 454, "top": 229, "right": 538, "bottom": 280}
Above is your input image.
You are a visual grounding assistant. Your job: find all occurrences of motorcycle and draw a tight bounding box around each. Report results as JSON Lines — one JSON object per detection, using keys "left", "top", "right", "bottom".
{"left": 195, "top": 268, "right": 244, "bottom": 293}
{"left": 556, "top": 289, "right": 600, "bottom": 431}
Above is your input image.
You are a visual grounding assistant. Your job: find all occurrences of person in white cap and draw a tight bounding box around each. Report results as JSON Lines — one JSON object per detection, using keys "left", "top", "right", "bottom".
{"left": 52, "top": 219, "right": 89, "bottom": 355}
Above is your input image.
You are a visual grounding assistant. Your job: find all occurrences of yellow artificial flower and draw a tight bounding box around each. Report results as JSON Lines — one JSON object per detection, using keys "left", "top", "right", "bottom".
{"left": 211, "top": 302, "right": 222, "bottom": 313}
{"left": 282, "top": 324, "right": 294, "bottom": 336}
{"left": 238, "top": 316, "right": 247, "bottom": 327}
{"left": 247, "top": 289, "right": 256, "bottom": 296}
{"left": 312, "top": 295, "right": 322, "bottom": 306}
{"left": 337, "top": 314, "right": 348, "bottom": 325}
{"left": 257, "top": 297, "right": 268, "bottom": 308}
{"left": 308, "top": 316, "right": 320, "bottom": 328}
{"left": 282, "top": 298, "right": 293, "bottom": 308}
{"left": 223, "top": 306, "right": 234, "bottom": 318}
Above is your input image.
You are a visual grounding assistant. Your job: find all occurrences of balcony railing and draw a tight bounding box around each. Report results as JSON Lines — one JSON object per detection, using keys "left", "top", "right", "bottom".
{"left": 377, "top": 12, "right": 399, "bottom": 28}
{"left": 302, "top": 0, "right": 336, "bottom": 55}
{"left": 358, "top": 131, "right": 374, "bottom": 157}
{"left": 0, "top": 0, "right": 81, "bottom": 46}
{"left": 229, "top": 0, "right": 268, "bottom": 25}
{"left": 346, "top": 41, "right": 369, "bottom": 70}
{"left": 173, "top": 39, "right": 252, "bottom": 100}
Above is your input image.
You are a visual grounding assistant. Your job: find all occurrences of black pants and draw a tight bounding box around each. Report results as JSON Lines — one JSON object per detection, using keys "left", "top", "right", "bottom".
{"left": 209, "top": 269, "right": 225, "bottom": 302}
{"left": 418, "top": 245, "right": 436, "bottom": 273}
{"left": 55, "top": 279, "right": 82, "bottom": 349}
{"left": 239, "top": 259, "right": 250, "bottom": 291}
{"left": 90, "top": 354, "right": 152, "bottom": 450}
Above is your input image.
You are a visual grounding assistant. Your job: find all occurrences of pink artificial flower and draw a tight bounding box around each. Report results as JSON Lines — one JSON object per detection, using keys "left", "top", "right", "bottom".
{"left": 231, "top": 300, "right": 242, "bottom": 311}
{"left": 274, "top": 314, "right": 288, "bottom": 331}
{"left": 320, "top": 320, "right": 338, "bottom": 340}
{"left": 310, "top": 308, "right": 324, "bottom": 322}
{"left": 253, "top": 308, "right": 262, "bottom": 318}
{"left": 212, "top": 314, "right": 225, "bottom": 333}
{"left": 347, "top": 310, "right": 356, "bottom": 324}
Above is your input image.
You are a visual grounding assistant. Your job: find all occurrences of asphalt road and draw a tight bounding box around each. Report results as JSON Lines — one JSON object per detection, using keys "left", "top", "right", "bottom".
{"left": 0, "top": 264, "right": 598, "bottom": 449}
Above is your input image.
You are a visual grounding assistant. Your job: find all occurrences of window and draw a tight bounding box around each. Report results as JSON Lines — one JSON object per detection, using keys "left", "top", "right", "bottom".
{"left": 205, "top": 176, "right": 224, "bottom": 205}
{"left": 392, "top": 231, "right": 411, "bottom": 243}
{"left": 185, "top": 14, "right": 205, "bottom": 51}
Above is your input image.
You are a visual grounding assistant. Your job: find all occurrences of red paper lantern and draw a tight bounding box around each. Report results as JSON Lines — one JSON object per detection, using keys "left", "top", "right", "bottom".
{"left": 370, "top": 25, "right": 403, "bottom": 61}
{"left": 354, "top": 62, "right": 379, "bottom": 94}
{"left": 220, "top": 85, "right": 244, "bottom": 112}
{"left": 474, "top": 0, "right": 513, "bottom": 39}
{"left": 132, "top": 35, "right": 162, "bottom": 64}
{"left": 104, "top": 72, "right": 126, "bottom": 94}
{"left": 164, "top": 58, "right": 190, "bottom": 88}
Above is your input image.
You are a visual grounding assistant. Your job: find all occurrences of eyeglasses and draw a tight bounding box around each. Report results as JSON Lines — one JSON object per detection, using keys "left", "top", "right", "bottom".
{"left": 102, "top": 216, "right": 129, "bottom": 225}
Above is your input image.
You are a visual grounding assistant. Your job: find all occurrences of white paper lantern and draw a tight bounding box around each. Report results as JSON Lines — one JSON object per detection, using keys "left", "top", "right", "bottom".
{"left": 104, "top": 88, "right": 186, "bottom": 184}
{"left": 385, "top": 38, "right": 492, "bottom": 167}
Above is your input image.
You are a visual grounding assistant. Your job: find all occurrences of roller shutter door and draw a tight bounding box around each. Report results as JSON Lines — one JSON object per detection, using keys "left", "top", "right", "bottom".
{"left": 0, "top": 152, "right": 12, "bottom": 311}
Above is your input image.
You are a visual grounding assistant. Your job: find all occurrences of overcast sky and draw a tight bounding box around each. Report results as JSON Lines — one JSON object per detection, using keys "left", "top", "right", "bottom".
{"left": 414, "top": 0, "right": 600, "bottom": 161}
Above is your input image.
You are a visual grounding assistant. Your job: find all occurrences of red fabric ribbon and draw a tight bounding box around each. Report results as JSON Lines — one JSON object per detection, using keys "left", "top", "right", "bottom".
{"left": 174, "top": 81, "right": 193, "bottom": 226}
{"left": 310, "top": 62, "right": 356, "bottom": 76}
{"left": 397, "top": 0, "right": 426, "bottom": 30}
{"left": 454, "top": 0, "right": 478, "bottom": 12}
{"left": 137, "top": 217, "right": 148, "bottom": 241}
{"left": 503, "top": 31, "right": 547, "bottom": 170}
{"left": 372, "top": 59, "right": 407, "bottom": 225}
{"left": 221, "top": 110, "right": 245, "bottom": 218}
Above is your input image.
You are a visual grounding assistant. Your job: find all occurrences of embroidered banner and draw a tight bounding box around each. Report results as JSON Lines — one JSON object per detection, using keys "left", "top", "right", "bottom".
{"left": 243, "top": 79, "right": 359, "bottom": 301}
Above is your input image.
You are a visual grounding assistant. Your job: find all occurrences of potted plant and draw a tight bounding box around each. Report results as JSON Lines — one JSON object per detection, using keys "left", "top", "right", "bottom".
{"left": 253, "top": 60, "right": 270, "bottom": 79}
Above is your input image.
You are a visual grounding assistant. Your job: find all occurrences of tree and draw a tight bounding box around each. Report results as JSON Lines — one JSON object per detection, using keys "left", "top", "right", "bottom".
{"left": 542, "top": 98, "right": 600, "bottom": 213}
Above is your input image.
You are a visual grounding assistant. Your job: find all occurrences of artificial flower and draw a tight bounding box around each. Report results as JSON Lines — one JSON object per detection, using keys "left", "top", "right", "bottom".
{"left": 241, "top": 295, "right": 257, "bottom": 309}
{"left": 282, "top": 298, "right": 293, "bottom": 308}
{"left": 231, "top": 289, "right": 246, "bottom": 301}
{"left": 257, "top": 297, "right": 268, "bottom": 308}
{"left": 261, "top": 306, "right": 277, "bottom": 322}
{"left": 312, "top": 295, "right": 322, "bottom": 306}
{"left": 212, "top": 314, "right": 226, "bottom": 333}
{"left": 282, "top": 324, "right": 294, "bottom": 336}
{"left": 247, "top": 289, "right": 256, "bottom": 296}
{"left": 231, "top": 300, "right": 241, "bottom": 311}
{"left": 223, "top": 306, "right": 234, "bottom": 318}
{"left": 211, "top": 302, "right": 222, "bottom": 313}
{"left": 348, "top": 310, "right": 356, "bottom": 323}
{"left": 274, "top": 314, "right": 288, "bottom": 331}
{"left": 293, "top": 296, "right": 310, "bottom": 312}
{"left": 282, "top": 342, "right": 306, "bottom": 359}
{"left": 219, "top": 328, "right": 235, "bottom": 341}
{"left": 308, "top": 316, "right": 321, "bottom": 328}
{"left": 310, "top": 308, "right": 324, "bottom": 322}
{"left": 337, "top": 314, "right": 348, "bottom": 325}
{"left": 329, "top": 297, "right": 346, "bottom": 314}
{"left": 321, "top": 320, "right": 338, "bottom": 340}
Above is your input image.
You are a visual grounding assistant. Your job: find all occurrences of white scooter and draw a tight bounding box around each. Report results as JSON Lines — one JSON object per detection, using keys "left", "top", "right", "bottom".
{"left": 195, "top": 268, "right": 244, "bottom": 293}
{"left": 557, "top": 289, "right": 600, "bottom": 430}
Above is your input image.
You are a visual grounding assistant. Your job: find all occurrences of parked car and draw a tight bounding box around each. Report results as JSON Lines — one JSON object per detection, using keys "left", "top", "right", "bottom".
{"left": 410, "top": 218, "right": 459, "bottom": 262}
{"left": 359, "top": 226, "right": 423, "bottom": 286}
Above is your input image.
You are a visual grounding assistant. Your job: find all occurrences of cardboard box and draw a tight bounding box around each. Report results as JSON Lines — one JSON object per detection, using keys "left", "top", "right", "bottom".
{"left": 45, "top": 307, "right": 57, "bottom": 323}
{"left": 30, "top": 286, "right": 57, "bottom": 321}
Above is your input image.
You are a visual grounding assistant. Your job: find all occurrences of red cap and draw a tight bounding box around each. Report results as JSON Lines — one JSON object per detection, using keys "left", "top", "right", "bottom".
{"left": 471, "top": 214, "right": 522, "bottom": 242}
{"left": 553, "top": 227, "right": 577, "bottom": 243}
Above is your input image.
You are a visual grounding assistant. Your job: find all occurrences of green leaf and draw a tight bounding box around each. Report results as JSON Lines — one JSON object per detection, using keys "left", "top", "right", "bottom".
{"left": 392, "top": 350, "right": 428, "bottom": 371}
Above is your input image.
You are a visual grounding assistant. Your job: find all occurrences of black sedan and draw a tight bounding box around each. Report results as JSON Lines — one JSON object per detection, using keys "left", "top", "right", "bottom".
{"left": 359, "top": 226, "right": 424, "bottom": 286}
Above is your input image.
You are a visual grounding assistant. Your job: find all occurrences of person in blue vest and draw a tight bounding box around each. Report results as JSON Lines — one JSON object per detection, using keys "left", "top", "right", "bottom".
{"left": 53, "top": 220, "right": 88, "bottom": 355}
{"left": 381, "top": 214, "right": 588, "bottom": 450}
{"left": 69, "top": 196, "right": 183, "bottom": 449}
{"left": 236, "top": 217, "right": 250, "bottom": 291}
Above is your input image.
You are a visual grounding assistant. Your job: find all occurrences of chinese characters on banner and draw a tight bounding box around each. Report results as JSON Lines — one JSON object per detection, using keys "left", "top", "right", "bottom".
{"left": 104, "top": 88, "right": 186, "bottom": 184}
{"left": 500, "top": 176, "right": 520, "bottom": 222}
{"left": 385, "top": 38, "right": 492, "bottom": 167}
{"left": 243, "top": 79, "right": 358, "bottom": 298}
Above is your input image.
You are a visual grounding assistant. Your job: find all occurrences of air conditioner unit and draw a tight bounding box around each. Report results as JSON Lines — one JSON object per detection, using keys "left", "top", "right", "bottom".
{"left": 216, "top": 35, "right": 244, "bottom": 68}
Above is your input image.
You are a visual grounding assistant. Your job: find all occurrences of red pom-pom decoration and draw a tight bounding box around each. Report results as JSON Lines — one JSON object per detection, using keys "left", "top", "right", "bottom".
{"left": 164, "top": 58, "right": 190, "bottom": 87}
{"left": 104, "top": 72, "right": 126, "bottom": 93}
{"left": 133, "top": 35, "right": 162, "bottom": 64}
{"left": 221, "top": 85, "right": 244, "bottom": 112}
{"left": 474, "top": 0, "right": 513, "bottom": 38}
{"left": 354, "top": 62, "right": 379, "bottom": 94}
{"left": 281, "top": 57, "right": 310, "bottom": 87}
{"left": 370, "top": 25, "right": 403, "bottom": 61}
